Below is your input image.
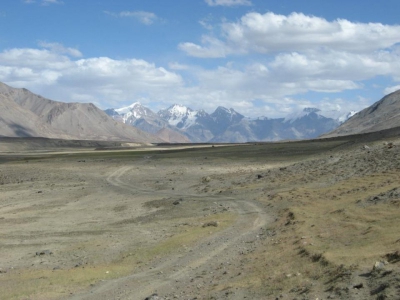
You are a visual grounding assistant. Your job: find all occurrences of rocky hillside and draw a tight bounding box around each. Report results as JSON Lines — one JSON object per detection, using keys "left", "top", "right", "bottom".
{"left": 324, "top": 90, "right": 400, "bottom": 137}
{"left": 0, "top": 82, "right": 161, "bottom": 142}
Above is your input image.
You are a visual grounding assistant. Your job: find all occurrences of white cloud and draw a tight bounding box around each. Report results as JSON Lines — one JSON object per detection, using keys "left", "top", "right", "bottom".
{"left": 205, "top": 0, "right": 252, "bottom": 6}
{"left": 181, "top": 12, "right": 400, "bottom": 57}
{"left": 0, "top": 46, "right": 183, "bottom": 108}
{"left": 38, "top": 41, "right": 82, "bottom": 57}
{"left": 384, "top": 85, "right": 400, "bottom": 95}
{"left": 179, "top": 36, "right": 235, "bottom": 58}
{"left": 168, "top": 62, "right": 189, "bottom": 70}
{"left": 105, "top": 10, "right": 158, "bottom": 25}
{"left": 41, "top": 0, "right": 64, "bottom": 5}
{"left": 0, "top": 43, "right": 394, "bottom": 118}
{"left": 23, "top": 0, "right": 64, "bottom": 5}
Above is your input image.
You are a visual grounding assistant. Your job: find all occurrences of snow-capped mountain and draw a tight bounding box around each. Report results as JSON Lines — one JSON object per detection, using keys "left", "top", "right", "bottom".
{"left": 284, "top": 107, "right": 356, "bottom": 124}
{"left": 115, "top": 102, "right": 154, "bottom": 121}
{"left": 158, "top": 104, "right": 199, "bottom": 129}
{"left": 105, "top": 103, "right": 350, "bottom": 143}
{"left": 104, "top": 103, "right": 190, "bottom": 143}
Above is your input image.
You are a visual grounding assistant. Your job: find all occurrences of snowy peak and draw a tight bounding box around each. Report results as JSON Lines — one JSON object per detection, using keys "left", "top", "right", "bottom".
{"left": 158, "top": 104, "right": 197, "bottom": 128}
{"left": 284, "top": 107, "right": 324, "bottom": 123}
{"left": 211, "top": 106, "right": 244, "bottom": 122}
{"left": 104, "top": 102, "right": 353, "bottom": 143}
{"left": 115, "top": 102, "right": 141, "bottom": 115}
{"left": 283, "top": 107, "right": 357, "bottom": 124}
{"left": 114, "top": 102, "right": 156, "bottom": 121}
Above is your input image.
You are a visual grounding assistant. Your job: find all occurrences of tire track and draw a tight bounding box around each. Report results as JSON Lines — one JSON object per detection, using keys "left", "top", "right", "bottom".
{"left": 71, "top": 165, "right": 271, "bottom": 300}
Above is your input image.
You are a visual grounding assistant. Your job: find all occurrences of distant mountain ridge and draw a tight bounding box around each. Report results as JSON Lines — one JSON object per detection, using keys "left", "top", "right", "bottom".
{"left": 0, "top": 82, "right": 161, "bottom": 143}
{"left": 324, "top": 89, "right": 400, "bottom": 137}
{"left": 106, "top": 103, "right": 352, "bottom": 142}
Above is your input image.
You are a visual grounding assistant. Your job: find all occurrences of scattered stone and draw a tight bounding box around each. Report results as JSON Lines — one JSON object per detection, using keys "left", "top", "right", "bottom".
{"left": 37, "top": 191, "right": 43, "bottom": 193}
{"left": 257, "top": 174, "right": 263, "bottom": 179}
{"left": 373, "top": 261, "right": 385, "bottom": 271}
{"left": 363, "top": 145, "right": 370, "bottom": 150}
{"left": 353, "top": 283, "right": 363, "bottom": 289}
{"left": 202, "top": 221, "right": 218, "bottom": 228}
{"left": 173, "top": 200, "right": 180, "bottom": 205}
{"left": 202, "top": 176, "right": 211, "bottom": 183}
{"left": 385, "top": 250, "right": 400, "bottom": 263}
{"left": 144, "top": 293, "right": 163, "bottom": 300}
{"left": 35, "top": 250, "right": 53, "bottom": 256}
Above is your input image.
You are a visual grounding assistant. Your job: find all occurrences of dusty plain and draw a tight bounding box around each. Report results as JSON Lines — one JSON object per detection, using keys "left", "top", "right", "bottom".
{"left": 0, "top": 131, "right": 399, "bottom": 300}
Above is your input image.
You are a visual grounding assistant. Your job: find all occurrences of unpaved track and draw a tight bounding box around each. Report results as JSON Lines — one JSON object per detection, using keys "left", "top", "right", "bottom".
{"left": 70, "top": 165, "right": 271, "bottom": 300}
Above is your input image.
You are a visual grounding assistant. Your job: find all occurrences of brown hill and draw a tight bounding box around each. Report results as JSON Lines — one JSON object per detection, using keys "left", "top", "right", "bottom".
{"left": 156, "top": 127, "right": 191, "bottom": 143}
{"left": 0, "top": 82, "right": 162, "bottom": 142}
{"left": 324, "top": 89, "right": 400, "bottom": 137}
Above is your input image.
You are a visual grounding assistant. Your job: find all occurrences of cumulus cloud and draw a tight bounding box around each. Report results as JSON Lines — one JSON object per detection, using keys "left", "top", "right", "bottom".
{"left": 174, "top": 11, "right": 400, "bottom": 116}
{"left": 105, "top": 10, "right": 158, "bottom": 25}
{"left": 0, "top": 46, "right": 182, "bottom": 107}
{"left": 205, "top": 0, "right": 252, "bottom": 6}
{"left": 0, "top": 42, "right": 397, "bottom": 118}
{"left": 179, "top": 36, "right": 235, "bottom": 58}
{"left": 38, "top": 41, "right": 82, "bottom": 57}
{"left": 180, "top": 12, "right": 400, "bottom": 57}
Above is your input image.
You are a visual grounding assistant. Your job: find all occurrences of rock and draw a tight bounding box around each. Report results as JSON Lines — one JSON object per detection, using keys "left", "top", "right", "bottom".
{"left": 373, "top": 261, "right": 385, "bottom": 271}
{"left": 353, "top": 283, "right": 363, "bottom": 289}
{"left": 144, "top": 294, "right": 163, "bottom": 300}
{"left": 173, "top": 200, "right": 180, "bottom": 205}
{"left": 35, "top": 250, "right": 53, "bottom": 256}
{"left": 257, "top": 174, "right": 263, "bottom": 179}
{"left": 202, "top": 176, "right": 211, "bottom": 183}
{"left": 363, "top": 145, "right": 370, "bottom": 150}
{"left": 385, "top": 250, "right": 400, "bottom": 263}
{"left": 202, "top": 221, "right": 218, "bottom": 228}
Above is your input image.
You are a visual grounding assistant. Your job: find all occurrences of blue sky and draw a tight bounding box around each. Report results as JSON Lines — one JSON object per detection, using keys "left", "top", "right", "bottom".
{"left": 1, "top": 0, "right": 400, "bottom": 118}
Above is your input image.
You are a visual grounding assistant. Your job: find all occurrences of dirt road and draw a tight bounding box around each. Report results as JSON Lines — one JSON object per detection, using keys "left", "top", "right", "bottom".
{"left": 70, "top": 163, "right": 272, "bottom": 299}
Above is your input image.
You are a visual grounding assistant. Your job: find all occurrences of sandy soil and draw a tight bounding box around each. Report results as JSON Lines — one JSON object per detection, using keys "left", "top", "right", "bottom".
{"left": 0, "top": 137, "right": 399, "bottom": 300}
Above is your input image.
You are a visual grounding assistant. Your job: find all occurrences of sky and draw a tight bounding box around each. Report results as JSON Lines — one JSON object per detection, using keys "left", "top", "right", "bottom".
{"left": 1, "top": 0, "right": 400, "bottom": 118}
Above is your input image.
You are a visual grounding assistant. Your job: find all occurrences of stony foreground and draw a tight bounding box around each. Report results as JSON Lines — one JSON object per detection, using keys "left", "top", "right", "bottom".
{"left": 0, "top": 135, "right": 399, "bottom": 300}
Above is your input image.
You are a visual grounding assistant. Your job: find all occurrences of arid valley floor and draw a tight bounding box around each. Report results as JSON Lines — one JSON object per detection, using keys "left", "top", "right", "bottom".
{"left": 0, "top": 132, "right": 399, "bottom": 300}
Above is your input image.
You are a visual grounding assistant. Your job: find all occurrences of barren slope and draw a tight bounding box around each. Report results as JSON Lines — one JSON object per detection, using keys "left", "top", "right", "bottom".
{"left": 0, "top": 94, "right": 69, "bottom": 138}
{"left": 324, "top": 89, "right": 400, "bottom": 137}
{"left": 0, "top": 82, "right": 161, "bottom": 142}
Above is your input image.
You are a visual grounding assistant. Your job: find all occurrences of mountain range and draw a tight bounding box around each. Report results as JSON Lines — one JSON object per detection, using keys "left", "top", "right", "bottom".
{"left": 105, "top": 103, "right": 354, "bottom": 143}
{"left": 0, "top": 82, "right": 161, "bottom": 143}
{"left": 3, "top": 80, "right": 400, "bottom": 144}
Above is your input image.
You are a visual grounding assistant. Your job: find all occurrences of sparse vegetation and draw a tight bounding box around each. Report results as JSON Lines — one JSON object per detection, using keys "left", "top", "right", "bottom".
{"left": 1, "top": 133, "right": 399, "bottom": 299}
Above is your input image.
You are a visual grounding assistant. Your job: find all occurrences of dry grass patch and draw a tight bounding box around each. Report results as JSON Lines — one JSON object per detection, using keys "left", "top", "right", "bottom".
{"left": 0, "top": 212, "right": 236, "bottom": 300}
{"left": 220, "top": 170, "right": 400, "bottom": 297}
